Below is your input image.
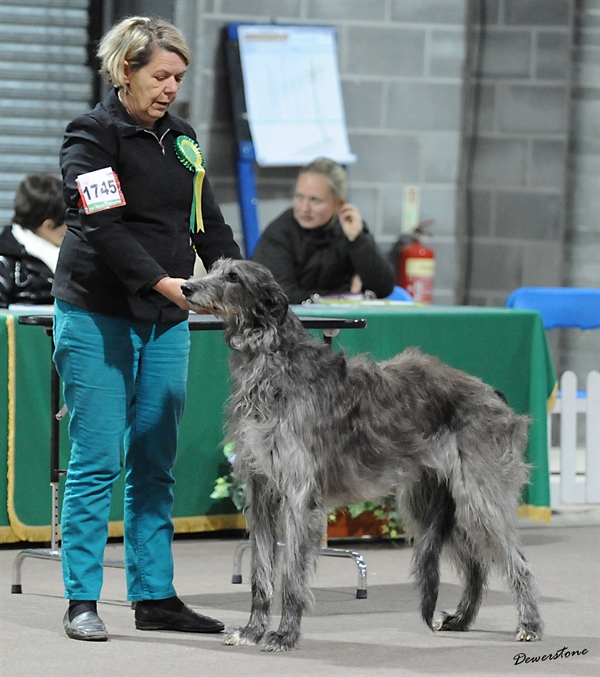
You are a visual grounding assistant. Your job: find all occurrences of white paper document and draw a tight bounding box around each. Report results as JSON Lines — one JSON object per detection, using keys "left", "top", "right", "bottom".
{"left": 237, "top": 25, "right": 356, "bottom": 167}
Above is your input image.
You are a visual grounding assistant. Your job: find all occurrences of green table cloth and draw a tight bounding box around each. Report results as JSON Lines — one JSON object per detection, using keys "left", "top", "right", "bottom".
{"left": 1, "top": 302, "right": 556, "bottom": 543}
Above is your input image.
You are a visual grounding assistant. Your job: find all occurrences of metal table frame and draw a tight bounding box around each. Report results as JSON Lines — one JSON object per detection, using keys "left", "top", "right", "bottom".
{"left": 11, "top": 312, "right": 370, "bottom": 599}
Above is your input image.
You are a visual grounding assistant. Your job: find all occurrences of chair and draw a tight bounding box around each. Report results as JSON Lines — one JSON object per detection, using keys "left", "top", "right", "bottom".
{"left": 385, "top": 285, "right": 413, "bottom": 302}
{"left": 505, "top": 287, "right": 600, "bottom": 505}
{"left": 505, "top": 287, "right": 600, "bottom": 330}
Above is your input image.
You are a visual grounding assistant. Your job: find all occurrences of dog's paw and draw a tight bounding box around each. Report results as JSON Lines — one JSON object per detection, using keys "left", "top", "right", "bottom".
{"left": 433, "top": 611, "right": 469, "bottom": 632}
{"left": 223, "top": 626, "right": 260, "bottom": 646}
{"left": 516, "top": 627, "right": 542, "bottom": 642}
{"left": 260, "top": 630, "right": 298, "bottom": 652}
{"left": 432, "top": 611, "right": 446, "bottom": 631}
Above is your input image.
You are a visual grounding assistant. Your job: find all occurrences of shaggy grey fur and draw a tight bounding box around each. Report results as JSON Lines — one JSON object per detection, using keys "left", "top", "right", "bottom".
{"left": 182, "top": 259, "right": 543, "bottom": 652}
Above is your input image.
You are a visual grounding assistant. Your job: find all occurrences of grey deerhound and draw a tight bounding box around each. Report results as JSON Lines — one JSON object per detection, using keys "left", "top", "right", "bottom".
{"left": 181, "top": 259, "right": 543, "bottom": 652}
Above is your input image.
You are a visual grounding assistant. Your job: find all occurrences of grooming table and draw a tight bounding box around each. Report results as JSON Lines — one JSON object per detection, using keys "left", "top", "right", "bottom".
{"left": 11, "top": 312, "right": 369, "bottom": 598}
{"left": 11, "top": 314, "right": 125, "bottom": 593}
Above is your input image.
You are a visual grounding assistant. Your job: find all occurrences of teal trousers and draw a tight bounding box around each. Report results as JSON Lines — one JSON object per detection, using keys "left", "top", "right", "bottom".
{"left": 53, "top": 300, "right": 190, "bottom": 601}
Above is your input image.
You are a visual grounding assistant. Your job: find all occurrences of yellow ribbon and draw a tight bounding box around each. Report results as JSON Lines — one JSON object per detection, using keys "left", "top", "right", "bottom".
{"left": 175, "top": 135, "right": 205, "bottom": 233}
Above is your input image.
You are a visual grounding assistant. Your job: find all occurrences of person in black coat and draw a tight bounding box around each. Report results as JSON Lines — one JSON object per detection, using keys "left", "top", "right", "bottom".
{"left": 252, "top": 157, "right": 395, "bottom": 304}
{"left": 53, "top": 17, "right": 241, "bottom": 642}
{"left": 0, "top": 173, "right": 66, "bottom": 307}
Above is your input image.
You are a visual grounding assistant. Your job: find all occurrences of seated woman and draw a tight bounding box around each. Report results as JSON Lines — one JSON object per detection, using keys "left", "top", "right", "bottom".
{"left": 252, "top": 157, "right": 395, "bottom": 304}
{"left": 0, "top": 173, "right": 67, "bottom": 307}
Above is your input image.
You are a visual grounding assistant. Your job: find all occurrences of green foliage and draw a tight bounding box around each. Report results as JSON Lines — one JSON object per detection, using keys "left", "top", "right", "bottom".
{"left": 210, "top": 475, "right": 233, "bottom": 501}
{"left": 346, "top": 501, "right": 379, "bottom": 518}
{"left": 372, "top": 495, "right": 403, "bottom": 539}
{"left": 210, "top": 443, "right": 247, "bottom": 511}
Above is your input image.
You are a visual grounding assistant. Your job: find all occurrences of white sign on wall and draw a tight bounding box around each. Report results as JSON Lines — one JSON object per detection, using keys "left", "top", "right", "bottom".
{"left": 237, "top": 24, "right": 356, "bottom": 167}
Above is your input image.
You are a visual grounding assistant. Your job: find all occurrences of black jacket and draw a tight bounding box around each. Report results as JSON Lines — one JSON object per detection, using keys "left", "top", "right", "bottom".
{"left": 0, "top": 227, "right": 54, "bottom": 307}
{"left": 252, "top": 208, "right": 395, "bottom": 304}
{"left": 54, "top": 89, "right": 242, "bottom": 322}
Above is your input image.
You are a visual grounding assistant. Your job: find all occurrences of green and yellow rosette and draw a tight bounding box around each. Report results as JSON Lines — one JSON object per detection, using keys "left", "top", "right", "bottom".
{"left": 175, "top": 135, "right": 205, "bottom": 233}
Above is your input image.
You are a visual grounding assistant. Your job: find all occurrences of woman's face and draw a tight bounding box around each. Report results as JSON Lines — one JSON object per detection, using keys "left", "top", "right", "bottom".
{"left": 293, "top": 172, "right": 343, "bottom": 230}
{"left": 38, "top": 219, "right": 67, "bottom": 247}
{"left": 121, "top": 48, "right": 187, "bottom": 128}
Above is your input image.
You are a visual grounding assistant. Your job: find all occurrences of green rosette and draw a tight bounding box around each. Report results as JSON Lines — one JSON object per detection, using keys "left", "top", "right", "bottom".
{"left": 175, "top": 135, "right": 206, "bottom": 233}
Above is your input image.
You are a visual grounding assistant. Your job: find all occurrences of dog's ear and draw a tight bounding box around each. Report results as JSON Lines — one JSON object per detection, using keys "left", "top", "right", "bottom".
{"left": 263, "top": 286, "right": 289, "bottom": 325}
{"left": 276, "top": 302, "right": 289, "bottom": 325}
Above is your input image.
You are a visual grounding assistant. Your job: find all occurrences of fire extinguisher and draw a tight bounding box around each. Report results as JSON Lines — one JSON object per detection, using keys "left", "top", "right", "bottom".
{"left": 398, "top": 224, "right": 435, "bottom": 304}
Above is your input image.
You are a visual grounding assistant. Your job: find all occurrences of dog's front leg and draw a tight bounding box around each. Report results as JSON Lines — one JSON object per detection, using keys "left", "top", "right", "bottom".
{"left": 224, "top": 476, "right": 279, "bottom": 647}
{"left": 261, "top": 498, "right": 323, "bottom": 652}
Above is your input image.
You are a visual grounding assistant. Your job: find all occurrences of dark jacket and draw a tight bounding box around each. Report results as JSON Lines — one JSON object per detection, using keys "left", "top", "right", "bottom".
{"left": 0, "top": 227, "right": 54, "bottom": 307}
{"left": 54, "top": 88, "right": 242, "bottom": 322}
{"left": 252, "top": 208, "right": 395, "bottom": 304}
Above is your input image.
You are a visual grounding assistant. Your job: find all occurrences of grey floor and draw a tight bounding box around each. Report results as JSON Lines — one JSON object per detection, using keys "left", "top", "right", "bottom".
{"left": 1, "top": 505, "right": 598, "bottom": 677}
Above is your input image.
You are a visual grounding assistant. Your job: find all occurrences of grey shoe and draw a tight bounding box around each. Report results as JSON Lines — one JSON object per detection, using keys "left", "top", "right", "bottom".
{"left": 63, "top": 610, "right": 108, "bottom": 641}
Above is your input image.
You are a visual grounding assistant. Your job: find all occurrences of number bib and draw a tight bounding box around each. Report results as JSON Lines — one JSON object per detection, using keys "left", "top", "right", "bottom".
{"left": 76, "top": 167, "right": 126, "bottom": 214}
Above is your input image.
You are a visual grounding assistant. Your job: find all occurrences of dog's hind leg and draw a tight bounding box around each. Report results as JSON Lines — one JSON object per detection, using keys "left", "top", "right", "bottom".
{"left": 224, "top": 476, "right": 280, "bottom": 647}
{"left": 260, "top": 497, "right": 323, "bottom": 652}
{"left": 405, "top": 474, "right": 456, "bottom": 630}
{"left": 433, "top": 528, "right": 488, "bottom": 632}
{"left": 504, "top": 548, "right": 544, "bottom": 641}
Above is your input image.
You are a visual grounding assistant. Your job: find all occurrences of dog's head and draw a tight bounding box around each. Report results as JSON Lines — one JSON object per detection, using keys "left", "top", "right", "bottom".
{"left": 182, "top": 259, "right": 289, "bottom": 345}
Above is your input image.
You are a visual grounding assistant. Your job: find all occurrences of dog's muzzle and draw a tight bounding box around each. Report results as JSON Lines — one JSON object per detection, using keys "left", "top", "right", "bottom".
{"left": 181, "top": 282, "right": 195, "bottom": 299}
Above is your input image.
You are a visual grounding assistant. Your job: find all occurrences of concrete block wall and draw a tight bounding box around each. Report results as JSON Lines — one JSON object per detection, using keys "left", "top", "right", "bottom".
{"left": 173, "top": 0, "right": 468, "bottom": 304}
{"left": 456, "top": 0, "right": 574, "bottom": 307}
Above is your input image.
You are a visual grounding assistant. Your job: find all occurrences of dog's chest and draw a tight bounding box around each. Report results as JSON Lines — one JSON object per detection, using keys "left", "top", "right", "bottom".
{"left": 233, "top": 422, "right": 300, "bottom": 486}
{"left": 229, "top": 355, "right": 298, "bottom": 417}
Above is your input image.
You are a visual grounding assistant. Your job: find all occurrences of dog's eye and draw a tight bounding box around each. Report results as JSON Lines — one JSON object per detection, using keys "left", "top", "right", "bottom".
{"left": 226, "top": 271, "right": 239, "bottom": 283}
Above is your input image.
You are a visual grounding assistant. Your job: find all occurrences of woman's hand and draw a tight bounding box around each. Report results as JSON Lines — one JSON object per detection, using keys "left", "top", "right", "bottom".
{"left": 153, "top": 277, "right": 193, "bottom": 310}
{"left": 338, "top": 203, "right": 364, "bottom": 242}
{"left": 350, "top": 274, "right": 363, "bottom": 294}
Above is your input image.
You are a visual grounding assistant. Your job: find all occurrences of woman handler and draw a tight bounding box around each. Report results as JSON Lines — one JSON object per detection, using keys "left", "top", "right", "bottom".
{"left": 54, "top": 17, "right": 241, "bottom": 641}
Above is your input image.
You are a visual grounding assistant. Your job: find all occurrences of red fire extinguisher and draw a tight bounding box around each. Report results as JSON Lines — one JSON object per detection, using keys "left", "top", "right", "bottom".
{"left": 398, "top": 224, "right": 435, "bottom": 304}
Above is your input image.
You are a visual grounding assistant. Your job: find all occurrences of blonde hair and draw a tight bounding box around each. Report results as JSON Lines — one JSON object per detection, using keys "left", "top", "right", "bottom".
{"left": 299, "top": 157, "right": 348, "bottom": 202}
{"left": 97, "top": 16, "right": 190, "bottom": 89}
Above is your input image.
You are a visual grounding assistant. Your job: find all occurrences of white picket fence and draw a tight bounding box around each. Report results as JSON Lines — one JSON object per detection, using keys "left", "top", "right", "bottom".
{"left": 548, "top": 371, "right": 600, "bottom": 505}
